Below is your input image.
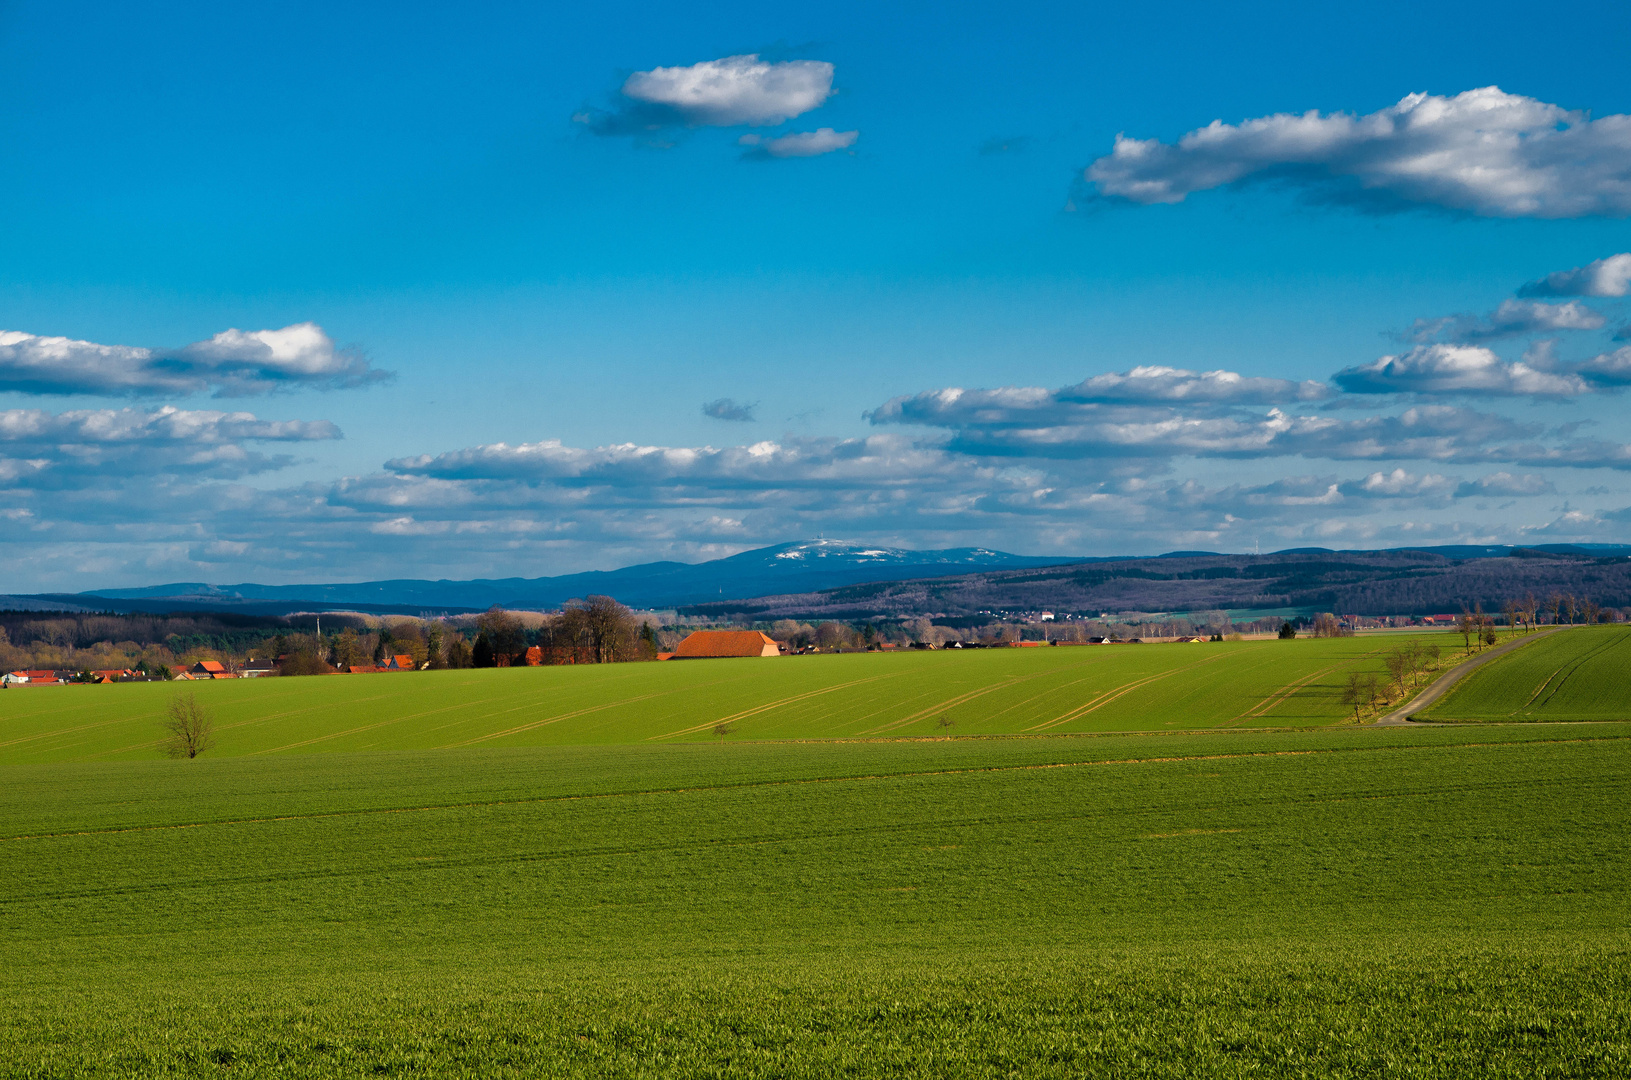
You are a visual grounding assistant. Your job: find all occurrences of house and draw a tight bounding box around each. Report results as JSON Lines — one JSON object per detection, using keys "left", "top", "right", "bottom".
{"left": 240, "top": 659, "right": 278, "bottom": 678}
{"left": 382, "top": 654, "right": 417, "bottom": 671}
{"left": 669, "top": 630, "right": 783, "bottom": 659}
{"left": 3, "top": 672, "right": 31, "bottom": 686}
{"left": 190, "top": 660, "right": 229, "bottom": 677}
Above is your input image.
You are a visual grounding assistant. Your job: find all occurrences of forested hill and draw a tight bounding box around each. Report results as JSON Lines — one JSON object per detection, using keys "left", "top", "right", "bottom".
{"left": 678, "top": 548, "right": 1631, "bottom": 620}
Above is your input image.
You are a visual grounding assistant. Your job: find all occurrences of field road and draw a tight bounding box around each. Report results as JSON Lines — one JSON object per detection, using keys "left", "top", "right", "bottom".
{"left": 1373, "top": 627, "right": 1566, "bottom": 725}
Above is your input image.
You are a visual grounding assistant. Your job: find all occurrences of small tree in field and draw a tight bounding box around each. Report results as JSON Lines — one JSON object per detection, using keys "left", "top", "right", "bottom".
{"left": 1342, "top": 673, "right": 1368, "bottom": 720}
{"left": 1342, "top": 672, "right": 1383, "bottom": 720}
{"left": 163, "top": 692, "right": 215, "bottom": 759}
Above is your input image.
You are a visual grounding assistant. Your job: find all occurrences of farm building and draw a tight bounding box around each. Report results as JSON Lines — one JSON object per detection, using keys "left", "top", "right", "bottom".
{"left": 670, "top": 630, "right": 784, "bottom": 659}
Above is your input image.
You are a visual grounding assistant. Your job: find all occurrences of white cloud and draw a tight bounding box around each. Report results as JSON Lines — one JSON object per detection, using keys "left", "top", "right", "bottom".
{"left": 1519, "top": 253, "right": 1631, "bottom": 297}
{"left": 1063, "top": 365, "right": 1328, "bottom": 404}
{"left": 739, "top": 128, "right": 858, "bottom": 158}
{"left": 0, "top": 322, "right": 390, "bottom": 397}
{"left": 578, "top": 55, "right": 836, "bottom": 138}
{"left": 1407, "top": 299, "right": 1606, "bottom": 344}
{"left": 1455, "top": 472, "right": 1555, "bottom": 497}
{"left": 0, "top": 405, "right": 340, "bottom": 489}
{"left": 383, "top": 434, "right": 970, "bottom": 492}
{"left": 1333, "top": 343, "right": 1589, "bottom": 396}
{"left": 868, "top": 366, "right": 1328, "bottom": 433}
{"left": 1345, "top": 468, "right": 1455, "bottom": 499}
{"left": 1084, "top": 87, "right": 1631, "bottom": 217}
{"left": 1578, "top": 345, "right": 1631, "bottom": 386}
{"left": 869, "top": 372, "right": 1631, "bottom": 469}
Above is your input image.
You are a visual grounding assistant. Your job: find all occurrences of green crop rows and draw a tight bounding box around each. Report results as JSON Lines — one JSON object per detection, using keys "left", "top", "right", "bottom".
{"left": 1418, "top": 625, "right": 1631, "bottom": 721}
{"left": 0, "top": 635, "right": 1464, "bottom": 764}
{"left": 5, "top": 633, "right": 1627, "bottom": 1076}
{"left": 2, "top": 725, "right": 1628, "bottom": 1077}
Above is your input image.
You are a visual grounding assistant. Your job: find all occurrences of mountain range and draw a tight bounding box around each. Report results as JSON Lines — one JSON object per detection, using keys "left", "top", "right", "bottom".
{"left": 9, "top": 539, "right": 1631, "bottom": 618}
{"left": 30, "top": 540, "right": 1081, "bottom": 615}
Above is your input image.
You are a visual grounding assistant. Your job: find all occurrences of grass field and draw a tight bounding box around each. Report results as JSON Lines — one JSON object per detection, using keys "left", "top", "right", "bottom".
{"left": 1417, "top": 625, "right": 1631, "bottom": 721}
{"left": 2, "top": 724, "right": 1628, "bottom": 1077}
{"left": 0, "top": 634, "right": 1471, "bottom": 764}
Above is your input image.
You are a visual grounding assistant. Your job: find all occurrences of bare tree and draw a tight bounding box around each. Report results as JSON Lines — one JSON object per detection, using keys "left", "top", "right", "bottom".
{"left": 1342, "top": 672, "right": 1368, "bottom": 720}
{"left": 1457, "top": 608, "right": 1476, "bottom": 653}
{"left": 1344, "top": 672, "right": 1383, "bottom": 719}
{"left": 1384, "top": 649, "right": 1410, "bottom": 696}
{"left": 163, "top": 692, "right": 216, "bottom": 759}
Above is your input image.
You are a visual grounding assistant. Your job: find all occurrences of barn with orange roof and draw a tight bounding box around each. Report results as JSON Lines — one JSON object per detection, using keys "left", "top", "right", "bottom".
{"left": 669, "top": 630, "right": 784, "bottom": 659}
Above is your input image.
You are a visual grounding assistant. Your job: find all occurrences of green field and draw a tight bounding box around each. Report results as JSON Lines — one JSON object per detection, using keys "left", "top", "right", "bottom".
{"left": 1417, "top": 625, "right": 1631, "bottom": 721}
{"left": 0, "top": 635, "right": 1464, "bottom": 764}
{"left": 6, "top": 633, "right": 1625, "bottom": 1076}
{"left": 2, "top": 725, "right": 1628, "bottom": 1077}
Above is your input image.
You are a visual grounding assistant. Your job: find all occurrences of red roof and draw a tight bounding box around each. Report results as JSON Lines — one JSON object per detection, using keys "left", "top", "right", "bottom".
{"left": 192, "top": 660, "right": 226, "bottom": 673}
{"left": 672, "top": 631, "right": 782, "bottom": 659}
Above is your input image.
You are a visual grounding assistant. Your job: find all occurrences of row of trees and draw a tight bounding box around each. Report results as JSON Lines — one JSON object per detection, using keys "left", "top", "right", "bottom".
{"left": 1342, "top": 641, "right": 1445, "bottom": 720}
{"left": 1499, "top": 592, "right": 1612, "bottom": 633}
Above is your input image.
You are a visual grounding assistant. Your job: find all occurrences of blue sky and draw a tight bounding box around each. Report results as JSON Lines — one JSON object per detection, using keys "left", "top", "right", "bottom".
{"left": 4, "top": 0, "right": 1631, "bottom": 590}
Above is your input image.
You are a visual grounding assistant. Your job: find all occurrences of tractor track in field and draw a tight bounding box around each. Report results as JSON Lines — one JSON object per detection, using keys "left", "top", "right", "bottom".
{"left": 1373, "top": 628, "right": 1565, "bottom": 725}
{"left": 1025, "top": 648, "right": 1255, "bottom": 732}
{"left": 652, "top": 671, "right": 914, "bottom": 740}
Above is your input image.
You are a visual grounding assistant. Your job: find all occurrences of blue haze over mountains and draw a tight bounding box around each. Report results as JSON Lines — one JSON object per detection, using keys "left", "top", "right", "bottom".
{"left": 68, "top": 540, "right": 1077, "bottom": 613}
{"left": 21, "top": 538, "right": 1631, "bottom": 617}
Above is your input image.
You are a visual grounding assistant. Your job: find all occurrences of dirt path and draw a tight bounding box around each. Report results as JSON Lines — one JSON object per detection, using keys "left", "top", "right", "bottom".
{"left": 1372, "top": 628, "right": 1566, "bottom": 726}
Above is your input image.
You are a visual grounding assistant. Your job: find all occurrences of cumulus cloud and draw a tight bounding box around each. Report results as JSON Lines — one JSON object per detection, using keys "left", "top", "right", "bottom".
{"left": 739, "top": 128, "right": 858, "bottom": 159}
{"left": 1405, "top": 299, "right": 1606, "bottom": 344}
{"left": 0, "top": 413, "right": 1615, "bottom": 592}
{"left": 1083, "top": 87, "right": 1631, "bottom": 217}
{"left": 1063, "top": 365, "right": 1328, "bottom": 404}
{"left": 0, "top": 405, "right": 340, "bottom": 488}
{"left": 868, "top": 366, "right": 1328, "bottom": 433}
{"left": 1333, "top": 344, "right": 1589, "bottom": 396}
{"left": 0, "top": 322, "right": 390, "bottom": 398}
{"left": 382, "top": 434, "right": 974, "bottom": 493}
{"left": 702, "top": 398, "right": 757, "bottom": 422}
{"left": 1455, "top": 472, "right": 1556, "bottom": 497}
{"left": 1342, "top": 468, "right": 1456, "bottom": 499}
{"left": 1519, "top": 253, "right": 1631, "bottom": 297}
{"left": 870, "top": 369, "right": 1631, "bottom": 469}
{"left": 1577, "top": 345, "right": 1631, "bottom": 386}
{"left": 576, "top": 55, "right": 836, "bottom": 138}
